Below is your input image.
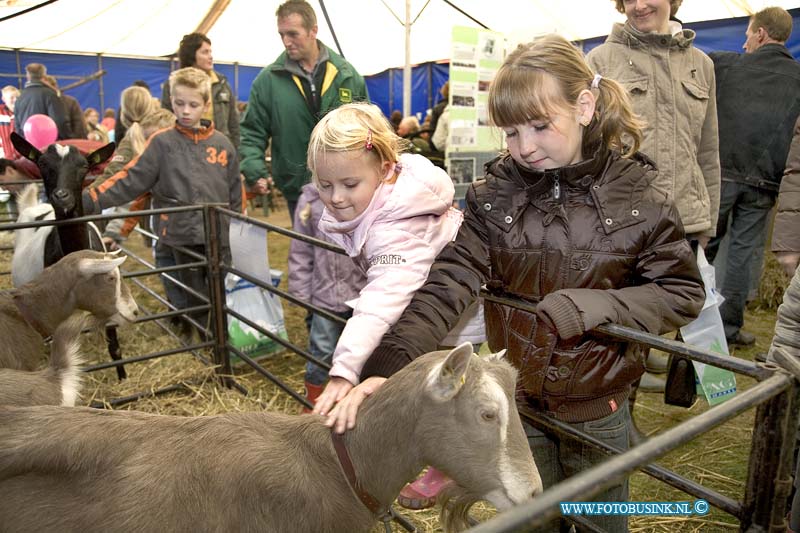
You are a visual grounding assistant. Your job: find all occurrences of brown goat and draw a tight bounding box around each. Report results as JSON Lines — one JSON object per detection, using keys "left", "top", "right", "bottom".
{"left": 0, "top": 312, "right": 96, "bottom": 407}
{"left": 0, "top": 249, "right": 138, "bottom": 371}
{"left": 0, "top": 344, "right": 542, "bottom": 532}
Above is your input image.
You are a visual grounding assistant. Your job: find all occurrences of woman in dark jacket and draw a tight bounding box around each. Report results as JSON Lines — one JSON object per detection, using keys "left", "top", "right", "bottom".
{"left": 161, "top": 32, "right": 240, "bottom": 149}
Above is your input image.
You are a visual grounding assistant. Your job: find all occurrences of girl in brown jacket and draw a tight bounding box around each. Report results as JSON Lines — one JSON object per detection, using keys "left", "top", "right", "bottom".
{"left": 324, "top": 35, "right": 705, "bottom": 532}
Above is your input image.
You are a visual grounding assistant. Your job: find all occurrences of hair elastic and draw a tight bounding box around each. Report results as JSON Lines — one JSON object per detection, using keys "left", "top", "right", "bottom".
{"left": 591, "top": 73, "right": 603, "bottom": 89}
{"left": 365, "top": 129, "right": 373, "bottom": 151}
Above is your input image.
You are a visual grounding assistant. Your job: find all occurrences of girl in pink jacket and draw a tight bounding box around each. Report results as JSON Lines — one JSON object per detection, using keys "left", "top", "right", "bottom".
{"left": 308, "top": 103, "right": 485, "bottom": 508}
{"left": 309, "top": 102, "right": 484, "bottom": 410}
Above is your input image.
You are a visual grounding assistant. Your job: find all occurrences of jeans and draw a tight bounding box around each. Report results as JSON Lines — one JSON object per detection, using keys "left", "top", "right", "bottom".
{"left": 705, "top": 181, "right": 776, "bottom": 339}
{"left": 155, "top": 243, "right": 210, "bottom": 331}
{"left": 305, "top": 310, "right": 350, "bottom": 385}
{"left": 524, "top": 403, "right": 632, "bottom": 532}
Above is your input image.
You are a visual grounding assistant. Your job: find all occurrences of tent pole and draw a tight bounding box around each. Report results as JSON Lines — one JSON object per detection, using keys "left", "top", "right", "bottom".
{"left": 403, "top": 0, "right": 411, "bottom": 117}
{"left": 98, "top": 54, "right": 104, "bottom": 112}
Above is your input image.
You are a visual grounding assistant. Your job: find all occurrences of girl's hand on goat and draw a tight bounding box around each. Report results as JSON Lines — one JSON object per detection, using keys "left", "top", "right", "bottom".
{"left": 324, "top": 377, "right": 387, "bottom": 434}
{"left": 312, "top": 377, "right": 354, "bottom": 418}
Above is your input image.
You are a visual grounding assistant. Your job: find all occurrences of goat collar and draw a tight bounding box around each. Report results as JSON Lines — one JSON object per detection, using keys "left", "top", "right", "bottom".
{"left": 12, "top": 293, "right": 51, "bottom": 339}
{"left": 331, "top": 430, "right": 397, "bottom": 527}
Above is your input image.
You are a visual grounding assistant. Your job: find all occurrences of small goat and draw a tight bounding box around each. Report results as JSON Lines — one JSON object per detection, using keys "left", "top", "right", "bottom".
{"left": 0, "top": 344, "right": 541, "bottom": 532}
{"left": 10, "top": 132, "right": 114, "bottom": 287}
{"left": 0, "top": 312, "right": 96, "bottom": 407}
{"left": 0, "top": 249, "right": 138, "bottom": 371}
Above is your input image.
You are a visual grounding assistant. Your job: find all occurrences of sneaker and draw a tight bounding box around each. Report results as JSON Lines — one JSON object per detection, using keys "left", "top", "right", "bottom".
{"left": 397, "top": 467, "right": 453, "bottom": 510}
{"left": 727, "top": 330, "right": 756, "bottom": 347}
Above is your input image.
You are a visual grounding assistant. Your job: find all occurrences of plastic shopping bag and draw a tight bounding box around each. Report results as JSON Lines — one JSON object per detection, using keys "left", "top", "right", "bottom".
{"left": 679, "top": 247, "right": 737, "bottom": 406}
{"left": 225, "top": 270, "right": 288, "bottom": 363}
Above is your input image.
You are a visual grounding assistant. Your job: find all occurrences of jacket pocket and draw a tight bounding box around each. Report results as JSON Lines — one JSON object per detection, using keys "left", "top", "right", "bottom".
{"left": 621, "top": 77, "right": 648, "bottom": 95}
{"left": 681, "top": 79, "right": 710, "bottom": 134}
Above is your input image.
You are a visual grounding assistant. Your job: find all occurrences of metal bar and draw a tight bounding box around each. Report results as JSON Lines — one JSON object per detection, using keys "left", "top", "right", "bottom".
{"left": 204, "top": 205, "right": 233, "bottom": 382}
{"left": 742, "top": 382, "right": 800, "bottom": 531}
{"left": 216, "top": 207, "right": 346, "bottom": 254}
{"left": 225, "top": 306, "right": 330, "bottom": 371}
{"left": 88, "top": 382, "right": 190, "bottom": 409}
{"left": 81, "top": 341, "right": 213, "bottom": 372}
{"left": 467, "top": 374, "right": 793, "bottom": 532}
{"left": 225, "top": 264, "right": 346, "bottom": 326}
{"left": 0, "top": 205, "right": 203, "bottom": 232}
{"left": 522, "top": 410, "right": 743, "bottom": 518}
{"left": 227, "top": 344, "right": 312, "bottom": 409}
{"left": 479, "top": 293, "right": 771, "bottom": 380}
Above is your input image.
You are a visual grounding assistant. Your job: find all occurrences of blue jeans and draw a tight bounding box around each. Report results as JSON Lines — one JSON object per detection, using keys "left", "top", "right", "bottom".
{"left": 524, "top": 403, "right": 632, "bottom": 532}
{"left": 305, "top": 310, "right": 350, "bottom": 385}
{"left": 706, "top": 181, "right": 776, "bottom": 339}
{"left": 155, "top": 243, "right": 209, "bottom": 329}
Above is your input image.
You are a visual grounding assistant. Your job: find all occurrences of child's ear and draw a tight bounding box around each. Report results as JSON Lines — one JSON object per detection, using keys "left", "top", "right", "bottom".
{"left": 576, "top": 89, "right": 597, "bottom": 127}
{"left": 380, "top": 160, "right": 394, "bottom": 177}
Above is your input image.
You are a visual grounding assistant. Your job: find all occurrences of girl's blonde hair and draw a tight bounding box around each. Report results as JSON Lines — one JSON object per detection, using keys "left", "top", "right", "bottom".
{"left": 126, "top": 108, "right": 175, "bottom": 155}
{"left": 307, "top": 103, "right": 408, "bottom": 184}
{"left": 488, "top": 34, "right": 643, "bottom": 158}
{"left": 119, "top": 86, "right": 156, "bottom": 154}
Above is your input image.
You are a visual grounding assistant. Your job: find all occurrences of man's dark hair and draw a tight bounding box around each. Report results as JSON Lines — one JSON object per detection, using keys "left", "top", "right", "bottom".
{"left": 132, "top": 79, "right": 150, "bottom": 91}
{"left": 177, "top": 33, "right": 212, "bottom": 69}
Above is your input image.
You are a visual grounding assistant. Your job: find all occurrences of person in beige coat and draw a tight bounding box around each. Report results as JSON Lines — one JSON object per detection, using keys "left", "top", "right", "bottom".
{"left": 773, "top": 114, "right": 800, "bottom": 278}
{"left": 587, "top": 0, "right": 721, "bottom": 445}
{"left": 587, "top": 0, "right": 720, "bottom": 242}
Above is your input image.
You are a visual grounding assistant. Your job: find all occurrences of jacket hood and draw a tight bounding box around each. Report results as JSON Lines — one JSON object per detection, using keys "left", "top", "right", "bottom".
{"left": 606, "top": 21, "right": 695, "bottom": 49}
{"left": 318, "top": 153, "right": 454, "bottom": 255}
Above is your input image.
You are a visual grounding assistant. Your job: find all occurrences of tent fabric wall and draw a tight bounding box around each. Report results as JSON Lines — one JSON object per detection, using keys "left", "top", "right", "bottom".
{"left": 582, "top": 8, "right": 800, "bottom": 56}
{"left": 365, "top": 61, "right": 449, "bottom": 120}
{"left": 3, "top": 9, "right": 800, "bottom": 127}
{"left": 0, "top": 49, "right": 264, "bottom": 115}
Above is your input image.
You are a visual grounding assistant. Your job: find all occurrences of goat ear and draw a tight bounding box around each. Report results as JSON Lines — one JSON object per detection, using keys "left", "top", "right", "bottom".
{"left": 86, "top": 142, "right": 116, "bottom": 168}
{"left": 10, "top": 132, "right": 41, "bottom": 163}
{"left": 429, "top": 342, "right": 474, "bottom": 402}
{"left": 77, "top": 256, "right": 126, "bottom": 277}
{"left": 486, "top": 349, "right": 507, "bottom": 362}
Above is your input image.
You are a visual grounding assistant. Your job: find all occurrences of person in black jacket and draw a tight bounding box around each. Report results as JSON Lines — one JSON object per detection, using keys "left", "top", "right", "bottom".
{"left": 14, "top": 63, "right": 70, "bottom": 141}
{"left": 706, "top": 6, "right": 800, "bottom": 348}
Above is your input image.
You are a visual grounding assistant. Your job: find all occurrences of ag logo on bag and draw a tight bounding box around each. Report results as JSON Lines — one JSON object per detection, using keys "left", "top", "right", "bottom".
{"left": 339, "top": 88, "right": 352, "bottom": 103}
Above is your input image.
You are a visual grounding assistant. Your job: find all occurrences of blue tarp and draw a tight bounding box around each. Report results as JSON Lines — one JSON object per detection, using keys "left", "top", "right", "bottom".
{"left": 1, "top": 8, "right": 799, "bottom": 123}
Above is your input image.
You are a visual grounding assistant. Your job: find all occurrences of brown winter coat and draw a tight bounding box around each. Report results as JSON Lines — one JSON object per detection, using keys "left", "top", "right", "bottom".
{"left": 586, "top": 23, "right": 721, "bottom": 237}
{"left": 363, "top": 149, "right": 705, "bottom": 422}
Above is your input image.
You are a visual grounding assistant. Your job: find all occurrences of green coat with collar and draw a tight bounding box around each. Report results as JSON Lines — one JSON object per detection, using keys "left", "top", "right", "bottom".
{"left": 239, "top": 44, "right": 368, "bottom": 204}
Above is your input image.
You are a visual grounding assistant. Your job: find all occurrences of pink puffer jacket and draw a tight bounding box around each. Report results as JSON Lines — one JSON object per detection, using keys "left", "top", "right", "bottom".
{"left": 319, "top": 153, "right": 484, "bottom": 385}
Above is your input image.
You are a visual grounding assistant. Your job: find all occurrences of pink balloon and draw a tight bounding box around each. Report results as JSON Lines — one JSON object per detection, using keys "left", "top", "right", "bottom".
{"left": 23, "top": 114, "right": 58, "bottom": 149}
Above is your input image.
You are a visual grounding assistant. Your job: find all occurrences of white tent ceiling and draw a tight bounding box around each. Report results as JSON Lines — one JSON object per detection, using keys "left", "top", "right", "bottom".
{"left": 2, "top": 0, "right": 800, "bottom": 75}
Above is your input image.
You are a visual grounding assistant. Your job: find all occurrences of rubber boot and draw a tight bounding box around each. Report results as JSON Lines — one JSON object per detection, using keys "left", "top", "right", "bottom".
{"left": 302, "top": 382, "right": 325, "bottom": 414}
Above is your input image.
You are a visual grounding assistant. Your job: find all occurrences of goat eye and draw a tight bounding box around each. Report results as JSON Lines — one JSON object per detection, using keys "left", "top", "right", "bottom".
{"left": 481, "top": 411, "right": 497, "bottom": 422}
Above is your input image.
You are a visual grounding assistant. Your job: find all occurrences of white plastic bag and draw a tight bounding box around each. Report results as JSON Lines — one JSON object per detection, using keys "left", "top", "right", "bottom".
{"left": 225, "top": 270, "right": 288, "bottom": 362}
{"left": 679, "top": 247, "right": 737, "bottom": 405}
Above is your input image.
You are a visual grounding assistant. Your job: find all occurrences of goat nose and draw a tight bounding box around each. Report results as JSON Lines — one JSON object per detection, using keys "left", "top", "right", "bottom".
{"left": 53, "top": 189, "right": 70, "bottom": 200}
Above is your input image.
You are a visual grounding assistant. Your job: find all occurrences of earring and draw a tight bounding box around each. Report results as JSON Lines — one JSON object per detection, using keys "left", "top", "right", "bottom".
{"left": 579, "top": 117, "right": 590, "bottom": 127}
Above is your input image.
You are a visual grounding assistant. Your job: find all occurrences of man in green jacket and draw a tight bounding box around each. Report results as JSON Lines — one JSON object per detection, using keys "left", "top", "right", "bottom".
{"left": 239, "top": 0, "right": 368, "bottom": 219}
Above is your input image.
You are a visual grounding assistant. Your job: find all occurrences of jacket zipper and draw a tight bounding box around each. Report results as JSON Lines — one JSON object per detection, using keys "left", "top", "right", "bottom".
{"left": 553, "top": 172, "right": 561, "bottom": 202}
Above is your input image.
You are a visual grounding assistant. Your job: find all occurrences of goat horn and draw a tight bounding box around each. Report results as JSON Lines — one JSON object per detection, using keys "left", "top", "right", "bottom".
{"left": 77, "top": 256, "right": 126, "bottom": 276}
{"left": 106, "top": 249, "right": 123, "bottom": 257}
